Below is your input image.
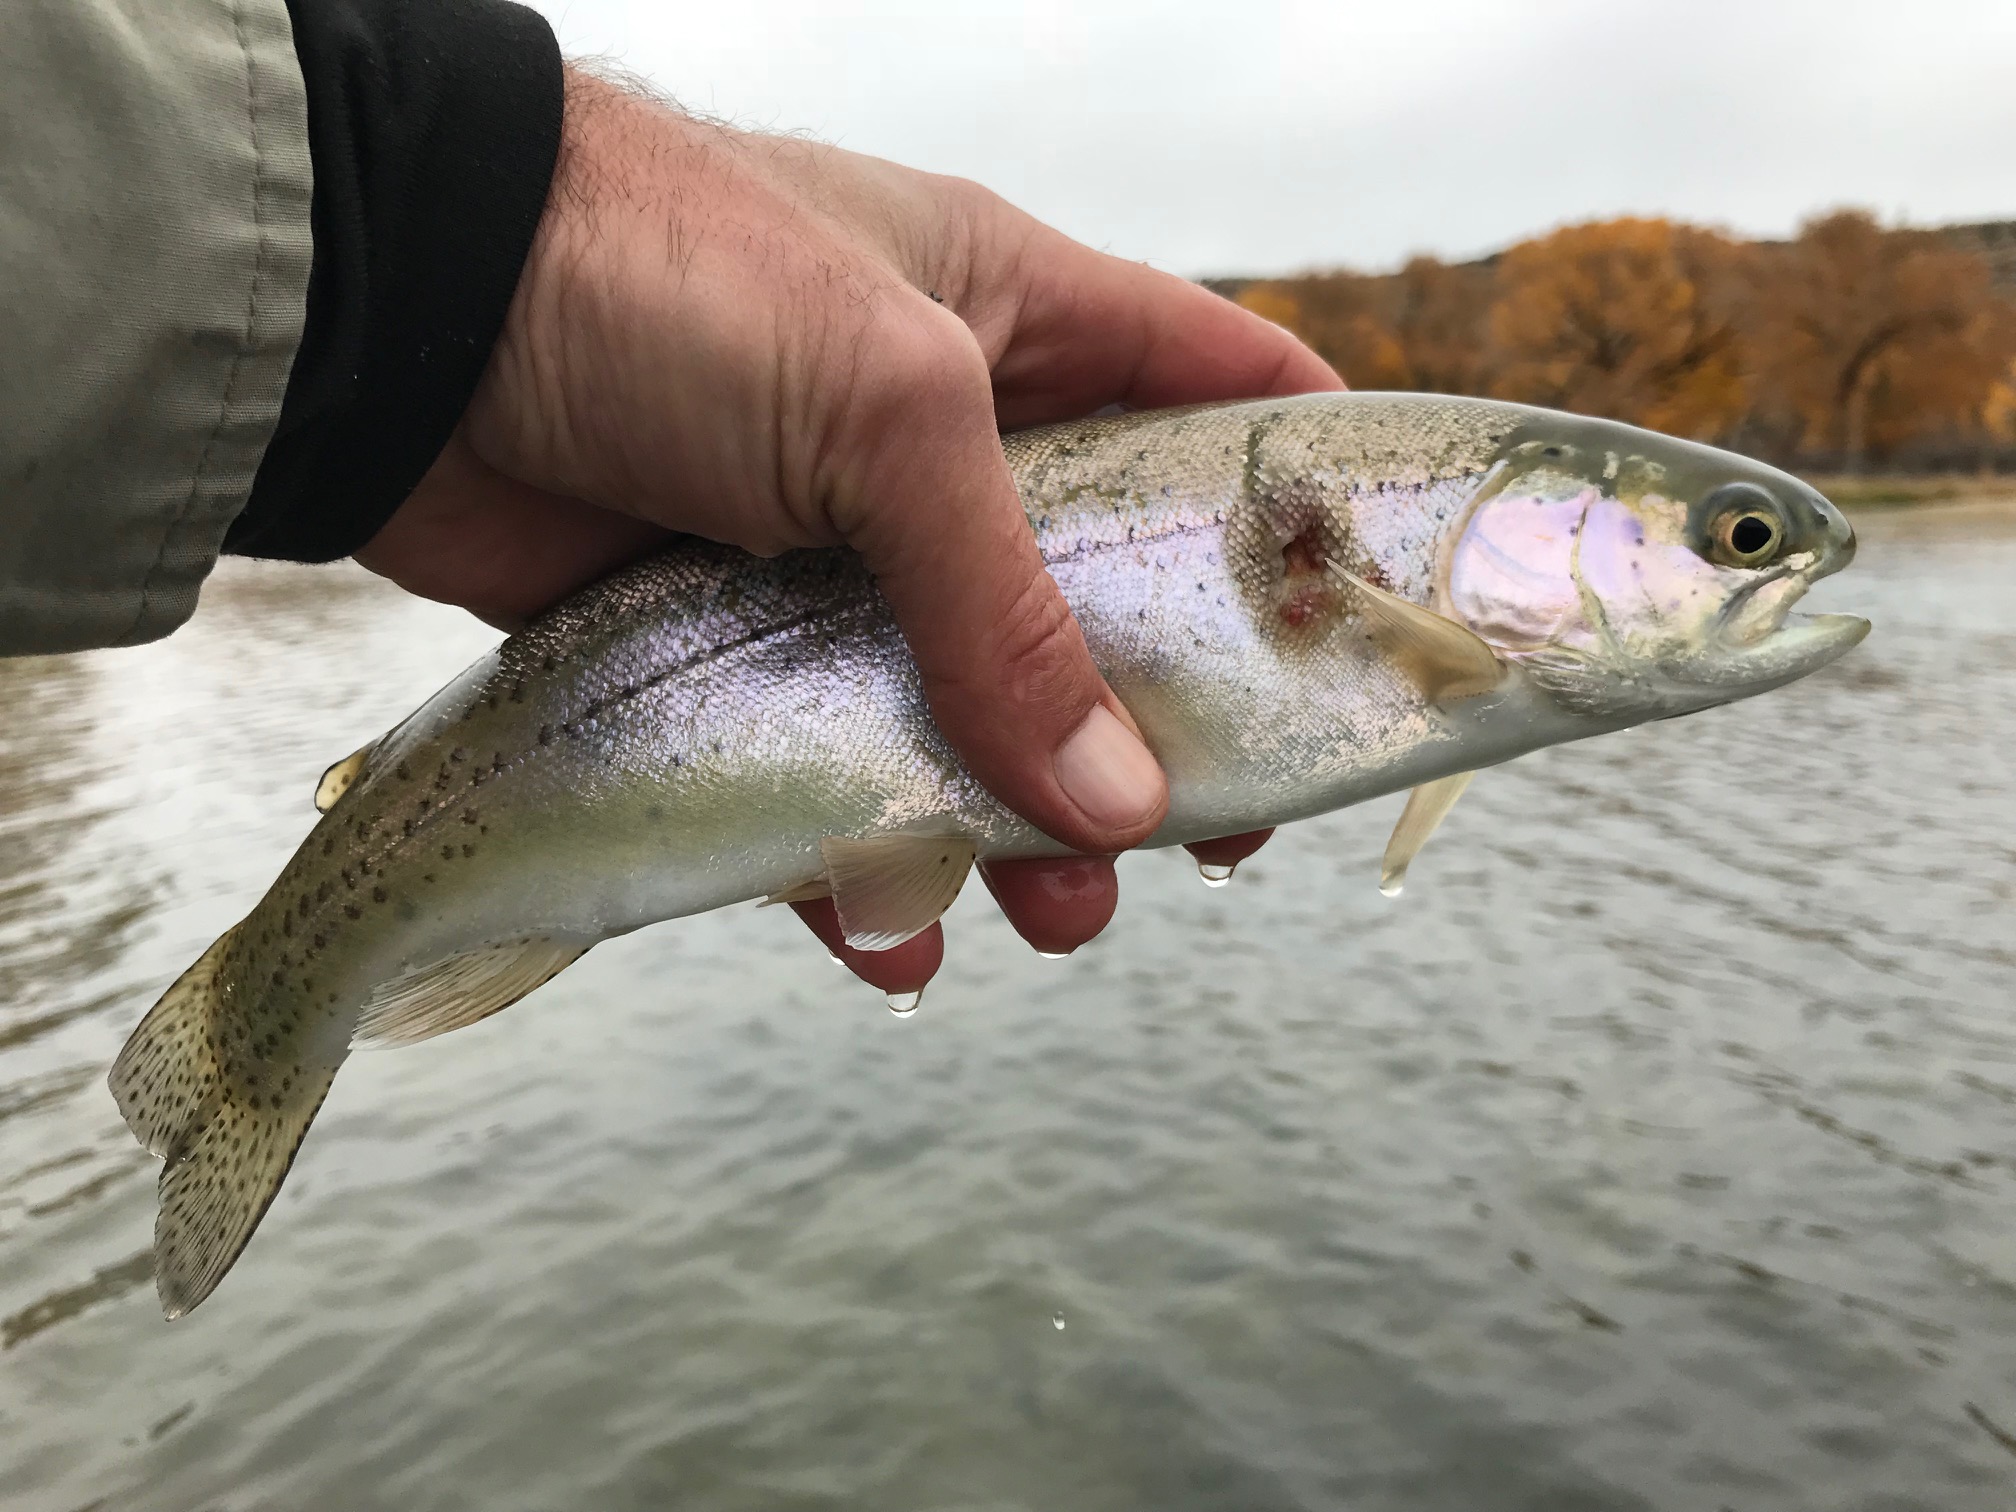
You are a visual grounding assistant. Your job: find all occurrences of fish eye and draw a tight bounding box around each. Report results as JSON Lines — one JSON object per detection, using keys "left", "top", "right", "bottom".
{"left": 1715, "top": 510, "right": 1780, "bottom": 566}
{"left": 1729, "top": 513, "right": 1776, "bottom": 556}
{"left": 1701, "top": 485, "right": 1788, "bottom": 568}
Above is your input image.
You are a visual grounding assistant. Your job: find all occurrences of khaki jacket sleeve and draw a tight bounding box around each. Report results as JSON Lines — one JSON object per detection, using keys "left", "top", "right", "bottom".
{"left": 0, "top": 0, "right": 313, "bottom": 655}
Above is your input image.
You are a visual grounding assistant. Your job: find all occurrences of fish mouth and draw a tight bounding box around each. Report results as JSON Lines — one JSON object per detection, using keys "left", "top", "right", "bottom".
{"left": 1715, "top": 498, "right": 1859, "bottom": 649}
{"left": 1655, "top": 538, "right": 1869, "bottom": 704}
{"left": 1717, "top": 566, "right": 1820, "bottom": 647}
{"left": 1710, "top": 604, "right": 1871, "bottom": 694}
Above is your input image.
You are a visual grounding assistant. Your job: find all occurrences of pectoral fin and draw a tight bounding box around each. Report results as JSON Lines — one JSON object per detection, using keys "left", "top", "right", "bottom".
{"left": 816, "top": 835, "right": 978, "bottom": 951}
{"left": 314, "top": 742, "right": 378, "bottom": 813}
{"left": 1380, "top": 771, "right": 1476, "bottom": 897}
{"left": 1325, "top": 562, "right": 1505, "bottom": 702}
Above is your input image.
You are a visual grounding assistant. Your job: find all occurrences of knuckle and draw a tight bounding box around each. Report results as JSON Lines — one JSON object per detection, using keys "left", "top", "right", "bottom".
{"left": 976, "top": 572, "right": 1092, "bottom": 726}
{"left": 853, "top": 305, "right": 992, "bottom": 428}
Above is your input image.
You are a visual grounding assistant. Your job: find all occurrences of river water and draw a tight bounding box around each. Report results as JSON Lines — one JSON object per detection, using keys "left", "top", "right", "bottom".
{"left": 2, "top": 503, "right": 2013, "bottom": 1511}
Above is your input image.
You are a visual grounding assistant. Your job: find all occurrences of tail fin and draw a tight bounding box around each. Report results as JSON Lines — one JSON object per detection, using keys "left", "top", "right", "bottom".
{"left": 108, "top": 924, "right": 339, "bottom": 1317}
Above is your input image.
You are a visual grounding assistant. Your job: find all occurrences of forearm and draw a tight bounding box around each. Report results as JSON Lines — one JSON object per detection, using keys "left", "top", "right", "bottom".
{"left": 0, "top": 0, "right": 312, "bottom": 655}
{"left": 0, "top": 0, "right": 564, "bottom": 657}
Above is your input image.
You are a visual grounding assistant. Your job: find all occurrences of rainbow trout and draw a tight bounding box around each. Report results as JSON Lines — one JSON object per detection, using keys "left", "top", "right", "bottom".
{"left": 110, "top": 393, "right": 1866, "bottom": 1314}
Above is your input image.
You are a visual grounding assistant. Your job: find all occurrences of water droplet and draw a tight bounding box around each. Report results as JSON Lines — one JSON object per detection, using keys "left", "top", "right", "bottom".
{"left": 1379, "top": 874, "right": 1405, "bottom": 899}
{"left": 1197, "top": 861, "right": 1235, "bottom": 888}
{"left": 1036, "top": 950, "right": 1071, "bottom": 960}
{"left": 886, "top": 990, "right": 923, "bottom": 1018}
{"left": 1051, "top": 1311, "right": 1067, "bottom": 1331}
{"left": 828, "top": 952, "right": 847, "bottom": 967}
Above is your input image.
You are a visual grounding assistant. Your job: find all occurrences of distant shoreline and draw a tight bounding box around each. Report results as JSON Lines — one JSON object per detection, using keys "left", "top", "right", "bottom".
{"left": 1801, "top": 474, "right": 2016, "bottom": 509}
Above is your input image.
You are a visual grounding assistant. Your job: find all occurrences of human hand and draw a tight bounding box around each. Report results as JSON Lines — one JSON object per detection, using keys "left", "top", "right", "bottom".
{"left": 356, "top": 68, "right": 1337, "bottom": 993}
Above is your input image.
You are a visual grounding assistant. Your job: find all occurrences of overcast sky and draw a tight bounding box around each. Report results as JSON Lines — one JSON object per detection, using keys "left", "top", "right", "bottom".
{"left": 525, "top": 0, "right": 2016, "bottom": 277}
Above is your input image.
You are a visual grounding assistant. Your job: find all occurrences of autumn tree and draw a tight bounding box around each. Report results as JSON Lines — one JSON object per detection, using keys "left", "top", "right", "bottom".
{"left": 1223, "top": 210, "right": 2014, "bottom": 468}
{"left": 1748, "top": 211, "right": 2016, "bottom": 469}
{"left": 1483, "top": 218, "right": 1751, "bottom": 439}
{"left": 1377, "top": 256, "right": 1495, "bottom": 396}
{"left": 1236, "top": 273, "right": 1411, "bottom": 389}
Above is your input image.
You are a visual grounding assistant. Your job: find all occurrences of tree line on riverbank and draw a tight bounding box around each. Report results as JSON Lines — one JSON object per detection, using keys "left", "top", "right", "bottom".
{"left": 1221, "top": 212, "right": 2016, "bottom": 474}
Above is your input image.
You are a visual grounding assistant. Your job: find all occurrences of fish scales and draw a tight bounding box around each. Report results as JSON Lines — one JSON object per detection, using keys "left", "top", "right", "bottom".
{"left": 107, "top": 392, "right": 1869, "bottom": 1313}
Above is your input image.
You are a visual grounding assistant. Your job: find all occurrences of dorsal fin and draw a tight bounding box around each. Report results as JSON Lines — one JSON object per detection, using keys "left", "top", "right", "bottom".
{"left": 1380, "top": 771, "right": 1476, "bottom": 896}
{"left": 314, "top": 741, "right": 378, "bottom": 813}
{"left": 1325, "top": 562, "right": 1505, "bottom": 702}
{"left": 351, "top": 936, "right": 588, "bottom": 1048}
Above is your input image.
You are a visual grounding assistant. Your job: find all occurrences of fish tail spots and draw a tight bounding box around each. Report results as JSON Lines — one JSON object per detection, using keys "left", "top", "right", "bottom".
{"left": 108, "top": 922, "right": 340, "bottom": 1317}
{"left": 152, "top": 1067, "right": 337, "bottom": 1317}
{"left": 108, "top": 925, "right": 242, "bottom": 1160}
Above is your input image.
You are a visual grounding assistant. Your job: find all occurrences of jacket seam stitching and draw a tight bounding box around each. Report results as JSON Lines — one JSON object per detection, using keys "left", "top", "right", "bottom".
{"left": 121, "top": 0, "right": 273, "bottom": 644}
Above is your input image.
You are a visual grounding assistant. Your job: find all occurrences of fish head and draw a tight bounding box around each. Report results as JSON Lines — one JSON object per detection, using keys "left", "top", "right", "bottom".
{"left": 1444, "top": 415, "right": 1868, "bottom": 718}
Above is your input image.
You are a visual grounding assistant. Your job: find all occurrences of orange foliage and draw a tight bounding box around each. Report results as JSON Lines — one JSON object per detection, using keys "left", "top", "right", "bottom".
{"left": 1237, "top": 273, "right": 1412, "bottom": 389}
{"left": 1485, "top": 219, "right": 1749, "bottom": 440}
{"left": 1238, "top": 211, "right": 2016, "bottom": 469}
{"left": 1748, "top": 211, "right": 2016, "bottom": 467}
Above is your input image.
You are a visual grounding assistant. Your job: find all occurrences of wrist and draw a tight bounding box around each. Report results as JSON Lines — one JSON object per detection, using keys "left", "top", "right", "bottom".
{"left": 227, "top": 0, "right": 564, "bottom": 563}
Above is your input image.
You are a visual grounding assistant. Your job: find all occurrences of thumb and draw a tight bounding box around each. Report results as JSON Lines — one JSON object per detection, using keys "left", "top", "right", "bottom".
{"left": 830, "top": 315, "right": 1168, "bottom": 854}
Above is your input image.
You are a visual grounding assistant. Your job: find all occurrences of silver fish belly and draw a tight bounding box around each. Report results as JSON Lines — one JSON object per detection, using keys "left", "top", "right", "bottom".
{"left": 108, "top": 392, "right": 1868, "bottom": 1313}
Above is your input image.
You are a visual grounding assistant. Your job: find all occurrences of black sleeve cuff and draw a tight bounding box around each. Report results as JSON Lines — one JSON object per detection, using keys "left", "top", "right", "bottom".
{"left": 225, "top": 0, "right": 564, "bottom": 563}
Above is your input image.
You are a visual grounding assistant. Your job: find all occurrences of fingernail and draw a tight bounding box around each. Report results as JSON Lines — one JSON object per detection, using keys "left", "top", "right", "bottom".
{"left": 1054, "top": 706, "right": 1163, "bottom": 833}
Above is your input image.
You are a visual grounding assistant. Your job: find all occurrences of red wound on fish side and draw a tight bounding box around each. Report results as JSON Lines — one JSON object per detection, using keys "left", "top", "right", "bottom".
{"left": 1277, "top": 527, "right": 1339, "bottom": 629}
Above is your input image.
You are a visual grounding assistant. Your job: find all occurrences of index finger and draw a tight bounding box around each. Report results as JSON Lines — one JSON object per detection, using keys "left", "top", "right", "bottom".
{"left": 974, "top": 217, "right": 1344, "bottom": 429}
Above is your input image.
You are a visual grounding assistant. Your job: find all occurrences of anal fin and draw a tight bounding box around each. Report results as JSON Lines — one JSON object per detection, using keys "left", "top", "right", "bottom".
{"left": 352, "top": 936, "right": 588, "bottom": 1048}
{"left": 1381, "top": 771, "right": 1476, "bottom": 897}
{"left": 1325, "top": 561, "right": 1505, "bottom": 702}
{"left": 819, "top": 835, "right": 977, "bottom": 951}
